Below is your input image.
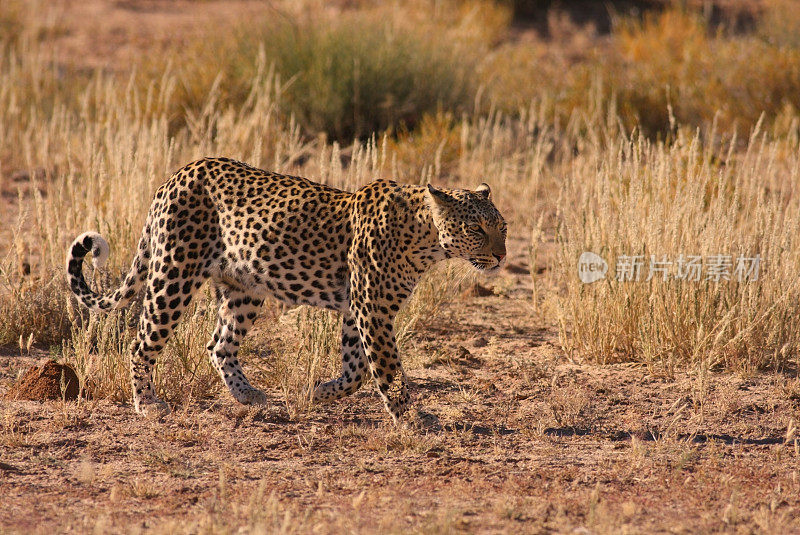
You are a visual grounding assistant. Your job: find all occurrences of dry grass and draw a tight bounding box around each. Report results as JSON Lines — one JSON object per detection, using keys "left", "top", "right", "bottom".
{"left": 141, "top": 0, "right": 505, "bottom": 141}
{"left": 2, "top": 2, "right": 800, "bottom": 530}
{"left": 482, "top": 5, "right": 800, "bottom": 137}
{"left": 556, "top": 123, "right": 800, "bottom": 372}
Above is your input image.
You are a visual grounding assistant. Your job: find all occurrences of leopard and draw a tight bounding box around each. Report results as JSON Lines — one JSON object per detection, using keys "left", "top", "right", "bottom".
{"left": 65, "top": 157, "right": 507, "bottom": 422}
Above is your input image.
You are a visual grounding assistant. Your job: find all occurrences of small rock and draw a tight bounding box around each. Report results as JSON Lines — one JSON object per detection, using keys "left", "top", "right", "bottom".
{"left": 471, "top": 336, "right": 488, "bottom": 348}
{"left": 454, "top": 346, "right": 482, "bottom": 368}
{"left": 5, "top": 360, "right": 80, "bottom": 401}
{"left": 465, "top": 283, "right": 494, "bottom": 298}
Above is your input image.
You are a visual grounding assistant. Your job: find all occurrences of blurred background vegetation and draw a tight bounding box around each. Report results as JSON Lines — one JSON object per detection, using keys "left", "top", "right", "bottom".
{"left": 168, "top": 0, "right": 800, "bottom": 141}
{"left": 5, "top": 0, "right": 799, "bottom": 144}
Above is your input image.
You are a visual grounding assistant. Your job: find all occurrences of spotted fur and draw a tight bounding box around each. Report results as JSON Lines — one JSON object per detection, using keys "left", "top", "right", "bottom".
{"left": 66, "top": 157, "right": 507, "bottom": 421}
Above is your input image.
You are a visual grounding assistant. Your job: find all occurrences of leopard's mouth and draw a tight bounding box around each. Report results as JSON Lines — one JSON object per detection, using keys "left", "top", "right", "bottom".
{"left": 469, "top": 259, "right": 501, "bottom": 274}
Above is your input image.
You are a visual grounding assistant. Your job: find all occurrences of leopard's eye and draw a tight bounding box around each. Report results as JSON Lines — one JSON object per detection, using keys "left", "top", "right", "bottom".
{"left": 467, "top": 224, "right": 484, "bottom": 235}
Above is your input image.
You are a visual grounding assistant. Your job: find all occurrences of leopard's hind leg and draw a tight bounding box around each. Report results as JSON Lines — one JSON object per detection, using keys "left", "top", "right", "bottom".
{"left": 206, "top": 284, "right": 267, "bottom": 405}
{"left": 131, "top": 266, "right": 205, "bottom": 417}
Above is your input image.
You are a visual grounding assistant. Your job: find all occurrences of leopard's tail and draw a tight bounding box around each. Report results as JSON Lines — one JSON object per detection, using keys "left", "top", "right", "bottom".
{"left": 65, "top": 226, "right": 151, "bottom": 314}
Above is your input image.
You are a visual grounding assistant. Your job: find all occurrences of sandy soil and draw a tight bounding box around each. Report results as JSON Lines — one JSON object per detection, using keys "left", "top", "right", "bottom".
{"left": 2, "top": 242, "right": 799, "bottom": 533}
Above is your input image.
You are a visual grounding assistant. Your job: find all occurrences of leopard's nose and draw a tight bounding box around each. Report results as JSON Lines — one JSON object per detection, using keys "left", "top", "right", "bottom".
{"left": 493, "top": 253, "right": 505, "bottom": 263}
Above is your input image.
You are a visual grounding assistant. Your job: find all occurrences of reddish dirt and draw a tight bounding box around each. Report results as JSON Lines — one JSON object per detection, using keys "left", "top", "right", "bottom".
{"left": 4, "top": 360, "right": 80, "bottom": 401}
{"left": 1, "top": 245, "right": 799, "bottom": 532}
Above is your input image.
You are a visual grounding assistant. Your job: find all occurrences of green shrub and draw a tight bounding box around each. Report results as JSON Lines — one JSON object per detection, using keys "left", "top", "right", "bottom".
{"left": 173, "top": 13, "right": 477, "bottom": 142}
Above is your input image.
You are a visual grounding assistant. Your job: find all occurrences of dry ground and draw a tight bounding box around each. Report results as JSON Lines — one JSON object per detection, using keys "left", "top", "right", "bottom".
{"left": 2, "top": 239, "right": 799, "bottom": 533}
{"left": 2, "top": 1, "right": 800, "bottom": 533}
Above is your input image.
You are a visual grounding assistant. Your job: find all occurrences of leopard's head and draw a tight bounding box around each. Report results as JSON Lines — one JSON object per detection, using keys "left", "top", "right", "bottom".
{"left": 426, "top": 183, "right": 507, "bottom": 273}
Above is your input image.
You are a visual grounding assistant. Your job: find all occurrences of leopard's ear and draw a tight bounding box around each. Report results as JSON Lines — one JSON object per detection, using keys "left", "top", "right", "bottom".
{"left": 475, "top": 183, "right": 491, "bottom": 199}
{"left": 426, "top": 184, "right": 455, "bottom": 206}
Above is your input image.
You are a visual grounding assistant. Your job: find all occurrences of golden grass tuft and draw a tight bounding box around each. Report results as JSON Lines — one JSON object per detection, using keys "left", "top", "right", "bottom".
{"left": 481, "top": 6, "right": 800, "bottom": 138}
{"left": 556, "top": 123, "right": 800, "bottom": 372}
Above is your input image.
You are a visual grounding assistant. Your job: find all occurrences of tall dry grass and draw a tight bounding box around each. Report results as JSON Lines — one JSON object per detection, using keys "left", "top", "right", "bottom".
{"left": 555, "top": 120, "right": 800, "bottom": 373}
{"left": 144, "top": 0, "right": 508, "bottom": 142}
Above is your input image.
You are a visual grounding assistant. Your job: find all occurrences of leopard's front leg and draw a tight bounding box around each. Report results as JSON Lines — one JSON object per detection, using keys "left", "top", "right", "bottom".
{"left": 352, "top": 308, "right": 410, "bottom": 422}
{"left": 313, "top": 313, "right": 369, "bottom": 402}
{"left": 348, "top": 192, "right": 420, "bottom": 423}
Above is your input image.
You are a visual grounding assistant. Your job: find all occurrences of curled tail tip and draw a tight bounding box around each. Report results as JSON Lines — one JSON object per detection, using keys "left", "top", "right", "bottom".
{"left": 66, "top": 231, "right": 114, "bottom": 313}
{"left": 70, "top": 231, "right": 110, "bottom": 269}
